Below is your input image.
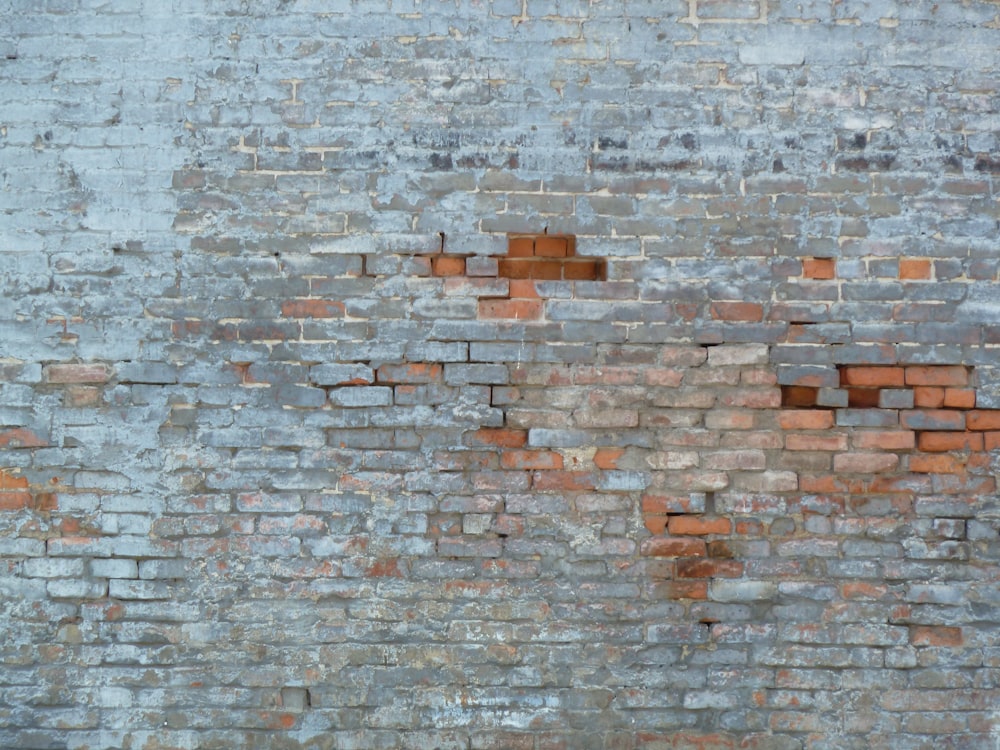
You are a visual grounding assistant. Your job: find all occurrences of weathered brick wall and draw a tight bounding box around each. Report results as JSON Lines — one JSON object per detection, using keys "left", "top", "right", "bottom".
{"left": 4, "top": 1, "right": 1000, "bottom": 747}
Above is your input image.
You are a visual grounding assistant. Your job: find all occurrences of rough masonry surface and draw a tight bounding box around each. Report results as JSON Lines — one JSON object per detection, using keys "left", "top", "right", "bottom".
{"left": 3, "top": 1, "right": 1000, "bottom": 748}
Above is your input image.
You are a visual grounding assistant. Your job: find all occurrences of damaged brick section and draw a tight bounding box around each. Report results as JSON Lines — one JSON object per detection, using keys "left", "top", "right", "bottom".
{"left": 419, "top": 232, "right": 605, "bottom": 320}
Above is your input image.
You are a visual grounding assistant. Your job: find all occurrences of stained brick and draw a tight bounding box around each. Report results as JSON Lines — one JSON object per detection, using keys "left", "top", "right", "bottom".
{"left": 640, "top": 537, "right": 708, "bottom": 558}
{"left": 917, "top": 432, "right": 984, "bottom": 452}
{"left": 900, "top": 409, "right": 966, "bottom": 431}
{"left": 905, "top": 365, "right": 969, "bottom": 387}
{"left": 966, "top": 410, "right": 1000, "bottom": 431}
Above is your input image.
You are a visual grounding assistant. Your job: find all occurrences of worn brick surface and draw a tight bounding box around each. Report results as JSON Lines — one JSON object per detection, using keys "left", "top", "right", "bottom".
{"left": 4, "top": 1, "right": 1000, "bottom": 748}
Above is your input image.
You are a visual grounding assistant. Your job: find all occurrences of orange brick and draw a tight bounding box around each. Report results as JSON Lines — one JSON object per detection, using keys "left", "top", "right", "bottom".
{"left": 643, "top": 515, "right": 668, "bottom": 535}
{"left": 917, "top": 432, "right": 983, "bottom": 452}
{"left": 640, "top": 537, "right": 707, "bottom": 558}
{"left": 478, "top": 298, "right": 543, "bottom": 320}
{"left": 905, "top": 365, "right": 968, "bottom": 387}
{"left": 0, "top": 428, "right": 48, "bottom": 448}
{"left": 710, "top": 301, "right": 764, "bottom": 322}
{"left": 497, "top": 258, "right": 563, "bottom": 280}
{"left": 910, "top": 625, "right": 963, "bottom": 647}
{"left": 464, "top": 428, "right": 528, "bottom": 448}
{"left": 507, "top": 237, "right": 535, "bottom": 257}
{"left": 501, "top": 450, "right": 563, "bottom": 471}
{"left": 667, "top": 516, "right": 732, "bottom": 536}
{"left": 534, "top": 236, "right": 568, "bottom": 257}
{"left": 0, "top": 470, "right": 30, "bottom": 510}
{"left": 431, "top": 255, "right": 466, "bottom": 276}
{"left": 0, "top": 490, "right": 31, "bottom": 510}
{"left": 898, "top": 258, "right": 932, "bottom": 280}
{"left": 507, "top": 279, "right": 538, "bottom": 298}
{"left": 943, "top": 388, "right": 976, "bottom": 409}
{"left": 778, "top": 410, "right": 834, "bottom": 430}
{"left": 909, "top": 454, "right": 965, "bottom": 474}
{"left": 802, "top": 257, "right": 836, "bottom": 280}
{"left": 913, "top": 386, "right": 945, "bottom": 408}
{"left": 593, "top": 447, "right": 625, "bottom": 470}
{"left": 785, "top": 434, "right": 848, "bottom": 451}
{"left": 986, "top": 432, "right": 1000, "bottom": 451}
{"left": 967, "top": 410, "right": 1000, "bottom": 431}
{"left": 0, "top": 470, "right": 29, "bottom": 490}
{"left": 840, "top": 366, "right": 904, "bottom": 387}
{"left": 852, "top": 430, "right": 915, "bottom": 450}
{"left": 281, "top": 299, "right": 346, "bottom": 318}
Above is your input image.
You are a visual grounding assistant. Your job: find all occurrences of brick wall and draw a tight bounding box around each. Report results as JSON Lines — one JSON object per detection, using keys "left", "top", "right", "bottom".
{"left": 4, "top": 1, "right": 1000, "bottom": 748}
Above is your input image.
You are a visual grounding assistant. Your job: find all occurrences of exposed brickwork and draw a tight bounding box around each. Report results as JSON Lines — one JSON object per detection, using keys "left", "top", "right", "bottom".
{"left": 5, "top": 2, "right": 1000, "bottom": 748}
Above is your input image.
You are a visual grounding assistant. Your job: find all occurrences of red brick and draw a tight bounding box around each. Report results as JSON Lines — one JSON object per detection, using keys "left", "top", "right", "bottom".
{"left": 785, "top": 434, "right": 848, "bottom": 451}
{"left": 643, "top": 516, "right": 668, "bottom": 535}
{"left": 779, "top": 410, "right": 834, "bottom": 430}
{"left": 909, "top": 454, "right": 965, "bottom": 474}
{"left": 531, "top": 471, "right": 595, "bottom": 491}
{"left": 593, "top": 447, "right": 624, "bottom": 470}
{"left": 641, "top": 494, "right": 703, "bottom": 514}
{"left": 840, "top": 366, "right": 904, "bottom": 387}
{"left": 377, "top": 363, "right": 443, "bottom": 383}
{"left": 534, "top": 236, "right": 568, "bottom": 257}
{"left": 802, "top": 257, "right": 835, "bottom": 280}
{"left": 943, "top": 388, "right": 976, "bottom": 409}
{"left": 281, "top": 299, "right": 346, "bottom": 318}
{"left": 909, "top": 625, "right": 963, "bottom": 647}
{"left": 0, "top": 470, "right": 31, "bottom": 510}
{"left": 501, "top": 450, "right": 563, "bottom": 471}
{"left": 917, "top": 432, "right": 983, "bottom": 452}
{"left": 852, "top": 430, "right": 915, "bottom": 450}
{"left": 841, "top": 582, "right": 891, "bottom": 600}
{"left": 667, "top": 516, "right": 732, "bottom": 536}
{"left": 967, "top": 410, "right": 1000, "bottom": 431}
{"left": 464, "top": 428, "right": 528, "bottom": 448}
{"left": 833, "top": 452, "right": 899, "bottom": 473}
{"left": 985, "top": 432, "right": 1000, "bottom": 451}
{"left": 780, "top": 386, "right": 818, "bottom": 407}
{"left": 898, "top": 258, "right": 932, "bottom": 280}
{"left": 44, "top": 363, "right": 112, "bottom": 384}
{"left": 913, "top": 386, "right": 945, "bottom": 408}
{"left": 847, "top": 388, "right": 881, "bottom": 408}
{"left": 431, "top": 255, "right": 466, "bottom": 276}
{"left": 507, "top": 237, "right": 535, "bottom": 257}
{"left": 478, "top": 298, "right": 543, "bottom": 320}
{"left": 497, "top": 258, "right": 563, "bottom": 280}
{"left": 640, "top": 537, "right": 707, "bottom": 558}
{"left": 905, "top": 365, "right": 969, "bottom": 387}
{"left": 0, "top": 429, "right": 48, "bottom": 448}
{"left": 562, "top": 259, "right": 603, "bottom": 281}
{"left": 676, "top": 559, "right": 744, "bottom": 578}
{"left": 710, "top": 301, "right": 764, "bottom": 321}
{"left": 507, "top": 279, "right": 538, "bottom": 298}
